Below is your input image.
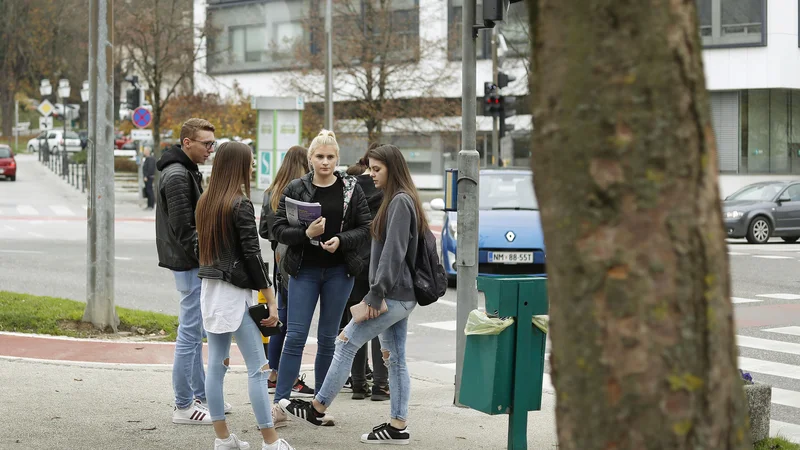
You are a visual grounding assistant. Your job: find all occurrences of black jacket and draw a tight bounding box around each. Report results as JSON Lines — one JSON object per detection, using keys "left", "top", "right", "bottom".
{"left": 143, "top": 156, "right": 156, "bottom": 179}
{"left": 155, "top": 145, "right": 203, "bottom": 271}
{"left": 198, "top": 197, "right": 272, "bottom": 291}
{"left": 271, "top": 171, "right": 372, "bottom": 277}
{"left": 354, "top": 174, "right": 383, "bottom": 280}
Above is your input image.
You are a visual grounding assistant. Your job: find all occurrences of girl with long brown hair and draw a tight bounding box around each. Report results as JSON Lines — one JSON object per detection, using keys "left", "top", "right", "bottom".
{"left": 197, "top": 141, "right": 295, "bottom": 450}
{"left": 280, "top": 144, "right": 424, "bottom": 445}
{"left": 258, "top": 146, "right": 315, "bottom": 400}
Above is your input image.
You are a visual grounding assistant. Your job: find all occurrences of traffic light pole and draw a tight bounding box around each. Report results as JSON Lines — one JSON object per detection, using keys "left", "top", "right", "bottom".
{"left": 455, "top": 0, "right": 480, "bottom": 407}
{"left": 491, "top": 28, "right": 499, "bottom": 167}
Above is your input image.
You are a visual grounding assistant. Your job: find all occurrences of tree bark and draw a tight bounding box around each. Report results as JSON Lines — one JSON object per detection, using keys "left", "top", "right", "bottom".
{"left": 528, "top": 1, "right": 750, "bottom": 449}
{"left": 0, "top": 89, "right": 13, "bottom": 141}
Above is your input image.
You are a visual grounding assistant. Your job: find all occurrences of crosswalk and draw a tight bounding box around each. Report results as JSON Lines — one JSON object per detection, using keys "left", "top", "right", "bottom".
{"left": 418, "top": 299, "right": 800, "bottom": 443}
{"left": 0, "top": 204, "right": 87, "bottom": 217}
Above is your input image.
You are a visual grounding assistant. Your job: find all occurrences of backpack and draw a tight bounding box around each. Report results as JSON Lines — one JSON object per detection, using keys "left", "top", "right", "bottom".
{"left": 408, "top": 228, "right": 448, "bottom": 306}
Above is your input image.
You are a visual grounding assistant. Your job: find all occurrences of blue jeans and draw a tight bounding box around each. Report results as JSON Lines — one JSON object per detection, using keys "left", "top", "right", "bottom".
{"left": 275, "top": 265, "right": 354, "bottom": 402}
{"left": 172, "top": 268, "right": 206, "bottom": 409}
{"left": 315, "top": 299, "right": 416, "bottom": 421}
{"left": 206, "top": 308, "right": 275, "bottom": 428}
{"left": 267, "top": 286, "right": 288, "bottom": 372}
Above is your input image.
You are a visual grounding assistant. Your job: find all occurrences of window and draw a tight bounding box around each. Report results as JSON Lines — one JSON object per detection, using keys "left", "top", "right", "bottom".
{"left": 0, "top": 147, "right": 11, "bottom": 158}
{"left": 447, "top": 0, "right": 529, "bottom": 60}
{"left": 696, "top": 0, "right": 766, "bottom": 47}
{"left": 786, "top": 185, "right": 800, "bottom": 201}
{"left": 480, "top": 173, "right": 537, "bottom": 210}
{"left": 740, "top": 90, "right": 800, "bottom": 174}
{"left": 448, "top": 0, "right": 490, "bottom": 60}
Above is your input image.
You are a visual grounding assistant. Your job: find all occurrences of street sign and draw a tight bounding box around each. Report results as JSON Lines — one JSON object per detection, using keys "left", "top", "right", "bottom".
{"left": 39, "top": 116, "right": 53, "bottom": 130}
{"left": 132, "top": 107, "right": 152, "bottom": 129}
{"left": 131, "top": 129, "right": 153, "bottom": 141}
{"left": 37, "top": 100, "right": 55, "bottom": 117}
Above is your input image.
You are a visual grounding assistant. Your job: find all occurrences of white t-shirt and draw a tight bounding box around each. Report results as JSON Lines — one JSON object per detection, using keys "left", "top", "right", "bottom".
{"left": 200, "top": 278, "right": 255, "bottom": 334}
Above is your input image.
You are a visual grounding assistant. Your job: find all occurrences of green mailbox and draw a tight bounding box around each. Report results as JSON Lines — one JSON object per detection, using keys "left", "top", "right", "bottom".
{"left": 459, "top": 276, "right": 549, "bottom": 449}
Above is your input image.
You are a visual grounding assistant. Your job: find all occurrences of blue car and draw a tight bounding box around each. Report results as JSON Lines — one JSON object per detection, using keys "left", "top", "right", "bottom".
{"left": 431, "top": 168, "right": 546, "bottom": 283}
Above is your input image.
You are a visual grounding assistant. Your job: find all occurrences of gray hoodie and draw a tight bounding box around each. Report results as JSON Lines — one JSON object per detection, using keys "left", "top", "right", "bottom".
{"left": 363, "top": 193, "right": 419, "bottom": 308}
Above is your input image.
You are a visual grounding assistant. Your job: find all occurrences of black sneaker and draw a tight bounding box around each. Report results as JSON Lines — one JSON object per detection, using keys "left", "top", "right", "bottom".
{"left": 371, "top": 384, "right": 390, "bottom": 402}
{"left": 366, "top": 366, "right": 373, "bottom": 382}
{"left": 278, "top": 399, "right": 325, "bottom": 427}
{"left": 291, "top": 373, "right": 315, "bottom": 398}
{"left": 342, "top": 376, "right": 353, "bottom": 393}
{"left": 352, "top": 383, "right": 372, "bottom": 400}
{"left": 360, "top": 423, "right": 410, "bottom": 445}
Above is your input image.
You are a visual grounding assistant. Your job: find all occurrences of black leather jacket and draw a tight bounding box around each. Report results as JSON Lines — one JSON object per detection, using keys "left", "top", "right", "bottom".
{"left": 271, "top": 171, "right": 372, "bottom": 277}
{"left": 198, "top": 197, "right": 272, "bottom": 291}
{"left": 155, "top": 146, "right": 203, "bottom": 271}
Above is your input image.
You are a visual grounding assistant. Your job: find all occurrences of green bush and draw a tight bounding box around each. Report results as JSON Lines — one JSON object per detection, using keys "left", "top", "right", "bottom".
{"left": 71, "top": 150, "right": 87, "bottom": 164}
{"left": 114, "top": 157, "right": 138, "bottom": 173}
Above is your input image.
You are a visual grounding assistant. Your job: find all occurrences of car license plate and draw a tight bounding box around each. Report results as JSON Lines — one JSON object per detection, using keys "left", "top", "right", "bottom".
{"left": 488, "top": 252, "right": 533, "bottom": 264}
{"left": 0, "top": 169, "right": 4, "bottom": 174}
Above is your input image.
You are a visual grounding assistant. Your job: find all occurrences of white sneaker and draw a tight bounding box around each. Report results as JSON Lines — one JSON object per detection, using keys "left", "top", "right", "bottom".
{"left": 197, "top": 398, "right": 233, "bottom": 414}
{"left": 262, "top": 438, "right": 295, "bottom": 450}
{"left": 172, "top": 403, "right": 212, "bottom": 425}
{"left": 272, "top": 403, "right": 289, "bottom": 428}
{"left": 215, "top": 433, "right": 250, "bottom": 449}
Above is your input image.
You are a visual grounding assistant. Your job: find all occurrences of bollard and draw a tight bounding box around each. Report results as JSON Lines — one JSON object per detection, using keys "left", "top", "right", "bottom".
{"left": 459, "top": 276, "right": 549, "bottom": 450}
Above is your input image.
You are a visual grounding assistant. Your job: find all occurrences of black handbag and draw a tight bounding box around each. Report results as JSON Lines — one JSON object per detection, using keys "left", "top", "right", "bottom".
{"left": 247, "top": 303, "right": 282, "bottom": 337}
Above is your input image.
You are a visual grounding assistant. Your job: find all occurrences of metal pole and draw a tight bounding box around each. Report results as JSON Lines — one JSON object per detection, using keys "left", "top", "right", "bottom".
{"left": 84, "top": 0, "right": 118, "bottom": 330}
{"left": 455, "top": 0, "right": 480, "bottom": 406}
{"left": 324, "top": 0, "right": 334, "bottom": 131}
{"left": 491, "top": 28, "right": 499, "bottom": 167}
{"left": 14, "top": 99, "right": 19, "bottom": 153}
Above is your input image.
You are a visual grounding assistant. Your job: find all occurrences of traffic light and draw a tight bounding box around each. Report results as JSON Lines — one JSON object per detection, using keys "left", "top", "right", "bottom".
{"left": 483, "top": 82, "right": 500, "bottom": 116}
{"left": 482, "top": 0, "right": 524, "bottom": 28}
{"left": 496, "top": 71, "right": 516, "bottom": 137}
{"left": 126, "top": 87, "right": 141, "bottom": 110}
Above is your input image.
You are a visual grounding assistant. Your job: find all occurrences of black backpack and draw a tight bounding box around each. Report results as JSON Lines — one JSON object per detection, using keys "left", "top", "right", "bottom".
{"left": 408, "top": 228, "right": 448, "bottom": 306}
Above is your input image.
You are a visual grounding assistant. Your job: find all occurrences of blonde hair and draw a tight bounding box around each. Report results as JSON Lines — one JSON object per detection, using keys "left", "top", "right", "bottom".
{"left": 308, "top": 129, "right": 339, "bottom": 161}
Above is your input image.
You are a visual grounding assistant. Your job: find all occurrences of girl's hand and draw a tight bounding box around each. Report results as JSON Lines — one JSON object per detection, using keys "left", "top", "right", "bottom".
{"left": 306, "top": 217, "right": 326, "bottom": 238}
{"left": 261, "top": 302, "right": 279, "bottom": 327}
{"left": 367, "top": 303, "right": 383, "bottom": 320}
{"left": 322, "top": 236, "right": 340, "bottom": 253}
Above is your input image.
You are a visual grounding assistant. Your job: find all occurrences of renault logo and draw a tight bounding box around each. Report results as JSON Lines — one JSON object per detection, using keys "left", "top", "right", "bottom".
{"left": 505, "top": 231, "right": 516, "bottom": 242}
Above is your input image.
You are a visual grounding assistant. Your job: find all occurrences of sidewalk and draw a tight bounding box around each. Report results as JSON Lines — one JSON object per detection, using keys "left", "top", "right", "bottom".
{"left": 0, "top": 333, "right": 558, "bottom": 450}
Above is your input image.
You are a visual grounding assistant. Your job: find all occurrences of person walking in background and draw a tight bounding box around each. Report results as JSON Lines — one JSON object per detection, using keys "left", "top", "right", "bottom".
{"left": 155, "top": 118, "right": 224, "bottom": 425}
{"left": 142, "top": 146, "right": 156, "bottom": 210}
{"left": 341, "top": 143, "right": 388, "bottom": 401}
{"left": 196, "top": 141, "right": 294, "bottom": 450}
{"left": 258, "top": 146, "right": 313, "bottom": 404}
{"left": 270, "top": 130, "right": 372, "bottom": 421}
{"left": 280, "top": 144, "right": 426, "bottom": 445}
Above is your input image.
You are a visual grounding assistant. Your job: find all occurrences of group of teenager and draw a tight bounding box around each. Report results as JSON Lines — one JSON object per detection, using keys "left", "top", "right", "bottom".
{"left": 155, "top": 118, "right": 428, "bottom": 450}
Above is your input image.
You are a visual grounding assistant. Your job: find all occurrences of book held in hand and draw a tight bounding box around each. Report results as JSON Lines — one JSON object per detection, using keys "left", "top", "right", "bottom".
{"left": 286, "top": 197, "right": 322, "bottom": 245}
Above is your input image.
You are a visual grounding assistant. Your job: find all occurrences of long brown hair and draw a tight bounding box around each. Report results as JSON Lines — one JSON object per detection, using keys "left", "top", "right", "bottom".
{"left": 347, "top": 142, "right": 380, "bottom": 176}
{"left": 196, "top": 141, "right": 253, "bottom": 265}
{"left": 266, "top": 145, "right": 309, "bottom": 212}
{"left": 367, "top": 144, "right": 429, "bottom": 240}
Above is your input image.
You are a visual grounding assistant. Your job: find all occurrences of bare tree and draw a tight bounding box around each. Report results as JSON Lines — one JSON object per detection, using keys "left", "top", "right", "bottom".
{"left": 116, "top": 0, "right": 203, "bottom": 155}
{"left": 528, "top": 1, "right": 750, "bottom": 448}
{"left": 286, "top": 0, "right": 459, "bottom": 144}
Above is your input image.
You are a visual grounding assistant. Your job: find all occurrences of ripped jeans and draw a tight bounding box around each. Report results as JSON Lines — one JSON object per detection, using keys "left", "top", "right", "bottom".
{"left": 205, "top": 309, "right": 275, "bottom": 428}
{"left": 314, "top": 298, "right": 416, "bottom": 421}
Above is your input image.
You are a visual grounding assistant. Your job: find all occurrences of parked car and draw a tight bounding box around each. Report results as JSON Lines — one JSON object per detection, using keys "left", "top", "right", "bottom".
{"left": 431, "top": 168, "right": 546, "bottom": 282}
{"left": 44, "top": 130, "right": 82, "bottom": 153}
{"left": 115, "top": 132, "right": 132, "bottom": 149}
{"left": 0, "top": 145, "right": 17, "bottom": 181}
{"left": 27, "top": 131, "right": 48, "bottom": 152}
{"left": 723, "top": 181, "right": 800, "bottom": 244}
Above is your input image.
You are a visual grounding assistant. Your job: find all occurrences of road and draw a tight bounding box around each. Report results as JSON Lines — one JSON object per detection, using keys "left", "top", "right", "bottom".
{"left": 2, "top": 153, "right": 800, "bottom": 440}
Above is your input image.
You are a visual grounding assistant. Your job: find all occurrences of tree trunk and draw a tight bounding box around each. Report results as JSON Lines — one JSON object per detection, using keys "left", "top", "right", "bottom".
{"left": 0, "top": 88, "right": 14, "bottom": 142}
{"left": 528, "top": 1, "right": 750, "bottom": 449}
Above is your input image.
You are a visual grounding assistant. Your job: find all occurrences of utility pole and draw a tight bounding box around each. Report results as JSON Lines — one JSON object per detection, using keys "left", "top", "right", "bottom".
{"left": 324, "top": 0, "right": 334, "bottom": 131}
{"left": 455, "top": 0, "right": 480, "bottom": 406}
{"left": 83, "top": 0, "right": 119, "bottom": 330}
{"left": 491, "top": 28, "right": 499, "bottom": 167}
{"left": 14, "top": 99, "right": 19, "bottom": 153}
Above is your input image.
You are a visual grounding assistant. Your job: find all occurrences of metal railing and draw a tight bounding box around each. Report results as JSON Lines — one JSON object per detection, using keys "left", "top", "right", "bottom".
{"left": 39, "top": 143, "right": 87, "bottom": 193}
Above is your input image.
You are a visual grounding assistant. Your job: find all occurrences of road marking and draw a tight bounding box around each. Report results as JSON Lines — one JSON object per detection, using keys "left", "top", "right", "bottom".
{"left": 49, "top": 205, "right": 75, "bottom": 216}
{"left": 0, "top": 249, "right": 44, "bottom": 254}
{"left": 27, "top": 232, "right": 45, "bottom": 238}
{"left": 115, "top": 256, "right": 132, "bottom": 261}
{"left": 765, "top": 326, "right": 800, "bottom": 337}
{"left": 437, "top": 362, "right": 456, "bottom": 370}
{"left": 17, "top": 205, "right": 38, "bottom": 215}
{"left": 771, "top": 420, "right": 800, "bottom": 442}
{"left": 773, "top": 388, "right": 800, "bottom": 409}
{"left": 2, "top": 225, "right": 15, "bottom": 231}
{"left": 757, "top": 294, "right": 800, "bottom": 300}
{"left": 436, "top": 299, "right": 457, "bottom": 307}
{"left": 737, "top": 335, "right": 800, "bottom": 356}
{"left": 739, "top": 357, "right": 800, "bottom": 381}
{"left": 731, "top": 297, "right": 762, "bottom": 304}
{"left": 752, "top": 255, "right": 794, "bottom": 260}
{"left": 728, "top": 252, "right": 748, "bottom": 256}
{"left": 419, "top": 320, "right": 458, "bottom": 331}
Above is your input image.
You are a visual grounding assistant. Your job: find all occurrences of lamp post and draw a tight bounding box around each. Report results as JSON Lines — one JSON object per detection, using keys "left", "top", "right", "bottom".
{"left": 39, "top": 79, "right": 52, "bottom": 163}
{"left": 58, "top": 79, "right": 71, "bottom": 178}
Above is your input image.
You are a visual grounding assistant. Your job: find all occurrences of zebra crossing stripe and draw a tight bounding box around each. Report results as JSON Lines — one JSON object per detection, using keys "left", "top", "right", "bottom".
{"left": 738, "top": 357, "right": 800, "bottom": 381}
{"left": 737, "top": 335, "right": 800, "bottom": 356}
{"left": 773, "top": 388, "right": 800, "bottom": 409}
{"left": 770, "top": 420, "right": 800, "bottom": 442}
{"left": 16, "top": 205, "right": 38, "bottom": 215}
{"left": 731, "top": 297, "right": 762, "bottom": 304}
{"left": 765, "top": 326, "right": 800, "bottom": 337}
{"left": 757, "top": 293, "right": 800, "bottom": 300}
{"left": 50, "top": 205, "right": 75, "bottom": 216}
